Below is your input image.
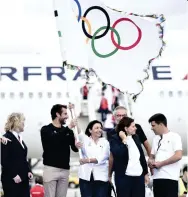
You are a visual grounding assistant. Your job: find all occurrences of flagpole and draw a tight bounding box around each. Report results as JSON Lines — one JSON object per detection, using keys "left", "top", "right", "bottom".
{"left": 53, "top": 0, "right": 82, "bottom": 158}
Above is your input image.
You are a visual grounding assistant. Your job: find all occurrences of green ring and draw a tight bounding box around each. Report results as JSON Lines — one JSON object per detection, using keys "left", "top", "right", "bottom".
{"left": 91, "top": 26, "right": 121, "bottom": 58}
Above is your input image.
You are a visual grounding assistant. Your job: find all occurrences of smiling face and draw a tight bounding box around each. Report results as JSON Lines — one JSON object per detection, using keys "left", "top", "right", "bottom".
{"left": 56, "top": 107, "right": 69, "bottom": 125}
{"left": 90, "top": 123, "right": 103, "bottom": 139}
{"left": 125, "top": 122, "right": 137, "bottom": 135}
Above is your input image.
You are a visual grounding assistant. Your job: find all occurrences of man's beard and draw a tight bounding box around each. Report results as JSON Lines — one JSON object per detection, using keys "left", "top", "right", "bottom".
{"left": 60, "top": 118, "right": 66, "bottom": 125}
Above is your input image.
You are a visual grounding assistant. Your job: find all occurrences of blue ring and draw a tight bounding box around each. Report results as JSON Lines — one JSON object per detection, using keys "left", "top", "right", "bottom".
{"left": 74, "top": 0, "right": 82, "bottom": 22}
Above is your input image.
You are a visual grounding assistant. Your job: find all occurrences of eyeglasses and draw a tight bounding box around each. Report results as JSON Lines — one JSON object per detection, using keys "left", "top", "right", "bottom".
{"left": 116, "top": 114, "right": 127, "bottom": 118}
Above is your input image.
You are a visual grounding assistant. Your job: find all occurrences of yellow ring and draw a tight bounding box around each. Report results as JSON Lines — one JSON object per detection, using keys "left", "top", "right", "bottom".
{"left": 77, "top": 16, "right": 91, "bottom": 43}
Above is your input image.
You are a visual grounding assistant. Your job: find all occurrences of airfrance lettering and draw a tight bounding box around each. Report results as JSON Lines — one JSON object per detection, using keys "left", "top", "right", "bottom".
{"left": 152, "top": 66, "right": 172, "bottom": 80}
{"left": 0, "top": 66, "right": 173, "bottom": 81}
{"left": 0, "top": 67, "right": 85, "bottom": 81}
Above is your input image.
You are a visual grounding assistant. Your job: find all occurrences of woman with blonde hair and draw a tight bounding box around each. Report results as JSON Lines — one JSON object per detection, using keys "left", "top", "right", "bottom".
{"left": 1, "top": 112, "right": 33, "bottom": 197}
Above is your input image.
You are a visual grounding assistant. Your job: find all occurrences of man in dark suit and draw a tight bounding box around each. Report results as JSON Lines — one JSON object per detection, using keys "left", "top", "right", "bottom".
{"left": 1, "top": 112, "right": 33, "bottom": 197}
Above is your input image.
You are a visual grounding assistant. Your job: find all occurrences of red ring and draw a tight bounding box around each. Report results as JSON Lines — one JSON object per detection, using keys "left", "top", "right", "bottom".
{"left": 111, "top": 18, "right": 142, "bottom": 50}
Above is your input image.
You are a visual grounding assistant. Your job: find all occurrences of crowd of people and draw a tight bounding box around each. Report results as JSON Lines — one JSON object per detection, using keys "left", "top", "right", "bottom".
{"left": 0, "top": 103, "right": 187, "bottom": 197}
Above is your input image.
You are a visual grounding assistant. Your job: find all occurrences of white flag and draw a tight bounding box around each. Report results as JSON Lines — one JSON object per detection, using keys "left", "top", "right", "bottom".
{"left": 68, "top": 0, "right": 163, "bottom": 93}
{"left": 101, "top": 0, "right": 187, "bottom": 16}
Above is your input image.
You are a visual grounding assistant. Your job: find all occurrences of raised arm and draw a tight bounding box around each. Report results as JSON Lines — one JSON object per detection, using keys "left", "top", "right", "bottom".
{"left": 69, "top": 128, "right": 79, "bottom": 152}
{"left": 110, "top": 137, "right": 128, "bottom": 158}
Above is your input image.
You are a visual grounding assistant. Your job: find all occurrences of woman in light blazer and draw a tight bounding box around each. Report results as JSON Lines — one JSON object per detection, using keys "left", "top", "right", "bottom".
{"left": 78, "top": 120, "right": 110, "bottom": 197}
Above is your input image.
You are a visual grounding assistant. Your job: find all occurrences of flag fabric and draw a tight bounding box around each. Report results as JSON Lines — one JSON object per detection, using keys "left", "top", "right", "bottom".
{"left": 60, "top": 0, "right": 163, "bottom": 93}
{"left": 53, "top": 0, "right": 89, "bottom": 68}
{"left": 101, "top": 0, "right": 187, "bottom": 16}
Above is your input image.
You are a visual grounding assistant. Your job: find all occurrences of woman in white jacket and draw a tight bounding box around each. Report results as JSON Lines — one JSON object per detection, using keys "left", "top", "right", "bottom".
{"left": 78, "top": 120, "right": 110, "bottom": 197}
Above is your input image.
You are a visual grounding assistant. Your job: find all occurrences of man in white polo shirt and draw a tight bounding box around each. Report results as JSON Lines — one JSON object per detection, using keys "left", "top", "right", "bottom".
{"left": 148, "top": 113, "right": 182, "bottom": 197}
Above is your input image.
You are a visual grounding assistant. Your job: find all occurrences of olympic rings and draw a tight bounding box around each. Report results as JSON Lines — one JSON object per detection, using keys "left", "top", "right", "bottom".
{"left": 91, "top": 26, "right": 121, "bottom": 58}
{"left": 74, "top": 0, "right": 82, "bottom": 22}
{"left": 82, "top": 6, "right": 110, "bottom": 39}
{"left": 73, "top": 0, "right": 142, "bottom": 57}
{"left": 111, "top": 18, "right": 142, "bottom": 50}
{"left": 77, "top": 16, "right": 92, "bottom": 43}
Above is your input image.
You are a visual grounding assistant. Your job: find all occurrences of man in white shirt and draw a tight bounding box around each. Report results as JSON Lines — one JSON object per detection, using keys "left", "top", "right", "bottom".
{"left": 148, "top": 113, "right": 182, "bottom": 197}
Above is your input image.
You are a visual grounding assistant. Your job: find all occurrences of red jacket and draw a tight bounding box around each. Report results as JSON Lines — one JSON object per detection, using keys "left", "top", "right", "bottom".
{"left": 101, "top": 97, "right": 108, "bottom": 110}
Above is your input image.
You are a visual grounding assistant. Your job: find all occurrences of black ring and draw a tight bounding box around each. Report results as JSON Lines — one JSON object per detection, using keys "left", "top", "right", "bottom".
{"left": 82, "top": 6, "right": 110, "bottom": 39}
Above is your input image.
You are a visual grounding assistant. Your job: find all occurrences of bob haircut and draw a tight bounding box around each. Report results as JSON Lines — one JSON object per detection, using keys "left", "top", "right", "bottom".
{"left": 85, "top": 120, "right": 103, "bottom": 137}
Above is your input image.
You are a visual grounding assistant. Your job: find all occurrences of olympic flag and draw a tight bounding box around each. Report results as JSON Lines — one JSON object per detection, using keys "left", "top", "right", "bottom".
{"left": 56, "top": 0, "right": 163, "bottom": 93}
{"left": 101, "top": 0, "right": 187, "bottom": 16}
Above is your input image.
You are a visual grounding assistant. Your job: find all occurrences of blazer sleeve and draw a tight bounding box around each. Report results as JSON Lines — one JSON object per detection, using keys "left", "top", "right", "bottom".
{"left": 1, "top": 142, "right": 18, "bottom": 178}
{"left": 27, "top": 160, "right": 32, "bottom": 173}
{"left": 110, "top": 137, "right": 128, "bottom": 158}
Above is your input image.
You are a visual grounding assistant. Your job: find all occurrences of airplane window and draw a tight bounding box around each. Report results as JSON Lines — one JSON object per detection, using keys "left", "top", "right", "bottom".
{"left": 29, "top": 92, "right": 34, "bottom": 99}
{"left": 169, "top": 91, "right": 173, "bottom": 97}
{"left": 0, "top": 92, "right": 5, "bottom": 99}
{"left": 57, "top": 92, "right": 62, "bottom": 98}
{"left": 38, "top": 92, "right": 42, "bottom": 98}
{"left": 178, "top": 91, "right": 182, "bottom": 97}
{"left": 10, "top": 92, "right": 15, "bottom": 99}
{"left": 19, "top": 92, "right": 24, "bottom": 99}
{"left": 159, "top": 91, "right": 164, "bottom": 97}
{"left": 47, "top": 92, "right": 52, "bottom": 98}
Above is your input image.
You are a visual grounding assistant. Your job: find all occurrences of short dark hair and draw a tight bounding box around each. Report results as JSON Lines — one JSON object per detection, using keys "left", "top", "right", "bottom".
{"left": 148, "top": 113, "right": 167, "bottom": 127}
{"left": 35, "top": 176, "right": 43, "bottom": 185}
{"left": 51, "top": 104, "right": 67, "bottom": 120}
{"left": 183, "top": 165, "right": 187, "bottom": 173}
{"left": 116, "top": 117, "right": 134, "bottom": 135}
{"left": 85, "top": 120, "right": 103, "bottom": 137}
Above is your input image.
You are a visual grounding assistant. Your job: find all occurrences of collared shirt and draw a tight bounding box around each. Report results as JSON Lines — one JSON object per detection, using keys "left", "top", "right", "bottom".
{"left": 12, "top": 131, "right": 25, "bottom": 148}
{"left": 151, "top": 132, "right": 182, "bottom": 181}
{"left": 126, "top": 136, "right": 143, "bottom": 176}
{"left": 78, "top": 133, "right": 110, "bottom": 182}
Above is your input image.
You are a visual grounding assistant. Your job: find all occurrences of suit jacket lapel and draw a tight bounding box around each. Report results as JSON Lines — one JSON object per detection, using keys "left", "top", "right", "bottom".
{"left": 22, "top": 140, "right": 27, "bottom": 152}
{"left": 9, "top": 131, "right": 26, "bottom": 150}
